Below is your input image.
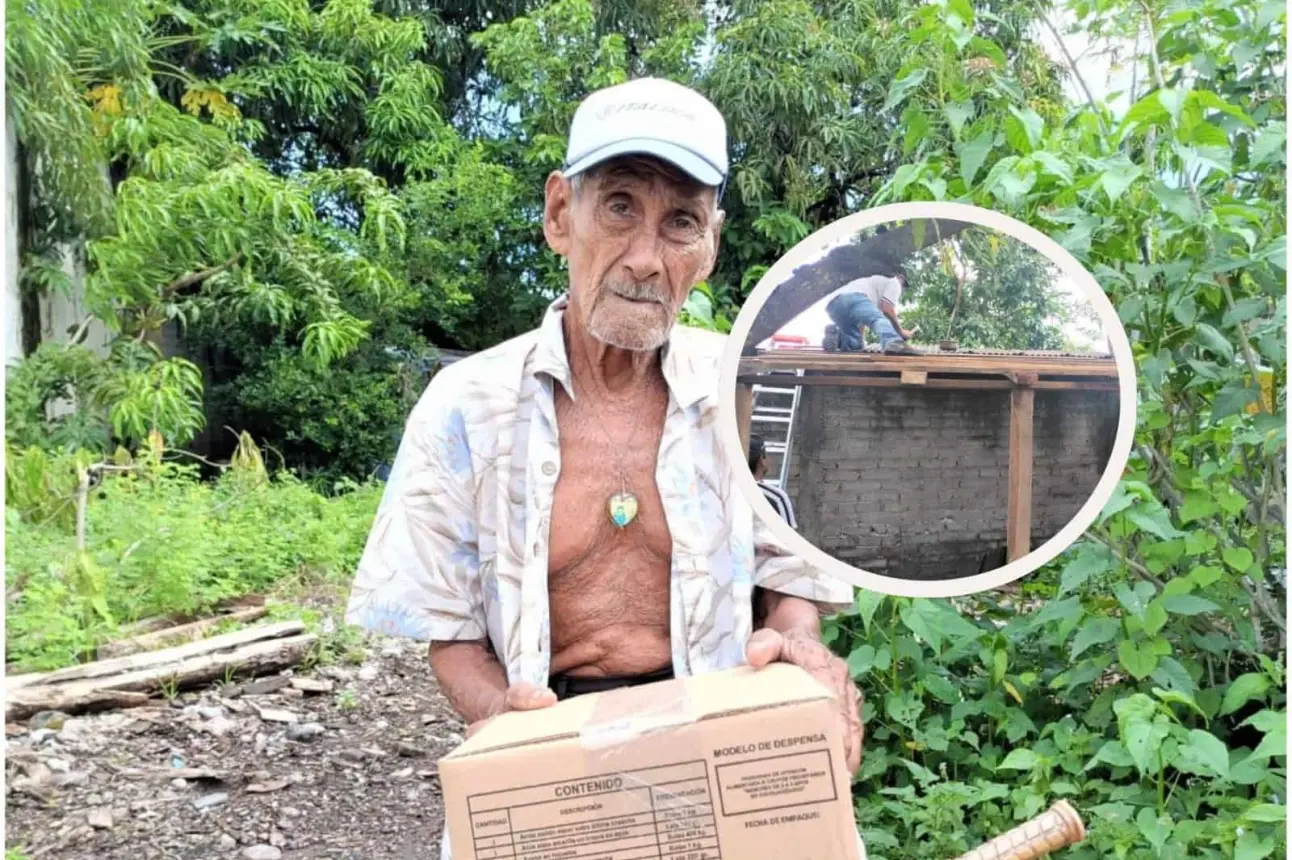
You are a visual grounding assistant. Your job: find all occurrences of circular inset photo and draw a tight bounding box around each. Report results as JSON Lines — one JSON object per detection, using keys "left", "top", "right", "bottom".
{"left": 719, "top": 202, "right": 1137, "bottom": 597}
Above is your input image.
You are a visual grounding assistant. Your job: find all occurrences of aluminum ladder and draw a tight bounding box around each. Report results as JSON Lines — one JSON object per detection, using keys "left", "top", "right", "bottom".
{"left": 750, "top": 369, "right": 803, "bottom": 490}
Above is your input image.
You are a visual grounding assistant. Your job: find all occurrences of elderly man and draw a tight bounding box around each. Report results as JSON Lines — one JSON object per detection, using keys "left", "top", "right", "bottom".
{"left": 345, "top": 77, "right": 866, "bottom": 860}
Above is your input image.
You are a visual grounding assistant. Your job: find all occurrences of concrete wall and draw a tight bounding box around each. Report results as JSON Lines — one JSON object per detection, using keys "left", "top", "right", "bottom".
{"left": 5, "top": 118, "right": 113, "bottom": 371}
{"left": 6, "top": 122, "right": 24, "bottom": 365}
{"left": 786, "top": 385, "right": 1119, "bottom": 580}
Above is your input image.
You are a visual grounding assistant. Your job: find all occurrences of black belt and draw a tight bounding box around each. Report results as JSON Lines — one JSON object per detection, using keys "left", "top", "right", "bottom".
{"left": 548, "top": 666, "right": 675, "bottom": 701}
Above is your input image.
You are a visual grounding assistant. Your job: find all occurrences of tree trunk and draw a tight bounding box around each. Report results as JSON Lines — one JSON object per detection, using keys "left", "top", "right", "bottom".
{"left": 743, "top": 218, "right": 973, "bottom": 350}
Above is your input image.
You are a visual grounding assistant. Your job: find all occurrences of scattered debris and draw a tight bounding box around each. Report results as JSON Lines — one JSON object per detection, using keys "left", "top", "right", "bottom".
{"left": 6, "top": 631, "right": 462, "bottom": 860}
{"left": 98, "top": 606, "right": 269, "bottom": 660}
{"left": 193, "top": 791, "right": 230, "bottom": 811}
{"left": 245, "top": 778, "right": 291, "bottom": 795}
{"left": 254, "top": 706, "right": 299, "bottom": 724}
{"left": 286, "top": 722, "right": 324, "bottom": 742}
{"left": 290, "top": 677, "right": 334, "bottom": 694}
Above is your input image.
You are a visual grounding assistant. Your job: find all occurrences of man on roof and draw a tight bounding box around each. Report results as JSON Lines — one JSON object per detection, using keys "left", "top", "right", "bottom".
{"left": 823, "top": 270, "right": 922, "bottom": 354}
{"left": 343, "top": 77, "right": 867, "bottom": 860}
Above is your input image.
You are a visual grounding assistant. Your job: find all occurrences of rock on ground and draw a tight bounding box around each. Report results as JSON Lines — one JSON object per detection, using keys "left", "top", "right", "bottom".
{"left": 6, "top": 636, "right": 462, "bottom": 860}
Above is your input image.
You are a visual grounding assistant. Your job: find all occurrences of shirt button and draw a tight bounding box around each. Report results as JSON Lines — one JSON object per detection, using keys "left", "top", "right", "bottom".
{"left": 542, "top": 461, "right": 557, "bottom": 476}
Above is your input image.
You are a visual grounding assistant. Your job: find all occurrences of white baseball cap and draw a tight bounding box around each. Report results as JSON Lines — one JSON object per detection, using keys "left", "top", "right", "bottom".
{"left": 563, "top": 77, "right": 729, "bottom": 193}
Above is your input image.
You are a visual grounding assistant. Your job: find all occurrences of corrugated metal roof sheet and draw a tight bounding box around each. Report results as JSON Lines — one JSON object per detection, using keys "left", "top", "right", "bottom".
{"left": 761, "top": 345, "right": 1114, "bottom": 361}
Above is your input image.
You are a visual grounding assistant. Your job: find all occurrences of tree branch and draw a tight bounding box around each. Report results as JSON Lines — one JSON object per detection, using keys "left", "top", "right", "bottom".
{"left": 1035, "top": 4, "right": 1109, "bottom": 137}
{"left": 162, "top": 253, "right": 242, "bottom": 297}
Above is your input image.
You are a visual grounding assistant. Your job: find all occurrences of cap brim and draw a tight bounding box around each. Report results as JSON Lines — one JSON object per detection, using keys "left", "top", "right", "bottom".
{"left": 565, "top": 138, "right": 725, "bottom": 187}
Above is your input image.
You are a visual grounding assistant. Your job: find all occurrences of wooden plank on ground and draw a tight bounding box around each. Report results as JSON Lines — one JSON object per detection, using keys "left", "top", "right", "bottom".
{"left": 5, "top": 621, "right": 304, "bottom": 691}
{"left": 1007, "top": 383, "right": 1037, "bottom": 562}
{"left": 900, "top": 370, "right": 928, "bottom": 385}
{"left": 97, "top": 606, "right": 269, "bottom": 660}
{"left": 5, "top": 633, "right": 317, "bottom": 722}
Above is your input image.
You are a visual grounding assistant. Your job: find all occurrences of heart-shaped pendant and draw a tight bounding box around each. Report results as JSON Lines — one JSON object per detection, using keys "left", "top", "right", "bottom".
{"left": 608, "top": 492, "right": 639, "bottom": 528}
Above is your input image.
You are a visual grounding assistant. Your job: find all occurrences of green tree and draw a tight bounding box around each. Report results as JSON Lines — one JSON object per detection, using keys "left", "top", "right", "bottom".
{"left": 901, "top": 228, "right": 1078, "bottom": 350}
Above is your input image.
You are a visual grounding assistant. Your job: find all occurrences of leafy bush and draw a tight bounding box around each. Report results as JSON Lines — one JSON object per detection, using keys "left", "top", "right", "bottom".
{"left": 4, "top": 453, "right": 380, "bottom": 671}
{"left": 826, "top": 584, "right": 1285, "bottom": 859}
{"left": 208, "top": 339, "right": 428, "bottom": 485}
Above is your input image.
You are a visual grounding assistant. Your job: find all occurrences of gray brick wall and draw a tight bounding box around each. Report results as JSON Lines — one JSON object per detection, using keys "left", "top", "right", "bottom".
{"left": 784, "top": 386, "right": 1119, "bottom": 580}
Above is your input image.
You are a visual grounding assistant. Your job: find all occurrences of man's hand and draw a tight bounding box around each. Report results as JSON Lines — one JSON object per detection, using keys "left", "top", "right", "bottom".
{"left": 745, "top": 628, "right": 864, "bottom": 774}
{"left": 464, "top": 682, "right": 558, "bottom": 739}
{"left": 900, "top": 325, "right": 918, "bottom": 340}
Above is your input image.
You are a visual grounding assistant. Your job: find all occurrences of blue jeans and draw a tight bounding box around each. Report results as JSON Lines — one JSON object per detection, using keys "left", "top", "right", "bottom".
{"left": 826, "top": 292, "right": 902, "bottom": 350}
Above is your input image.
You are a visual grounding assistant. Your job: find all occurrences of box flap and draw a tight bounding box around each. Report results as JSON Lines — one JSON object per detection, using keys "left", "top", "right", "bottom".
{"left": 445, "top": 663, "right": 831, "bottom": 760}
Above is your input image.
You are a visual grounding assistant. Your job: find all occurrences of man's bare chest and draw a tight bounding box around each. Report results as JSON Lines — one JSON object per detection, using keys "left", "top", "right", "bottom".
{"left": 547, "top": 391, "right": 672, "bottom": 571}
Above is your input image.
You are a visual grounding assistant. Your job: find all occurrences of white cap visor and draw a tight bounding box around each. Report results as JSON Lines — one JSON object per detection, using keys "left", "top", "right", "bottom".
{"left": 564, "top": 137, "right": 725, "bottom": 187}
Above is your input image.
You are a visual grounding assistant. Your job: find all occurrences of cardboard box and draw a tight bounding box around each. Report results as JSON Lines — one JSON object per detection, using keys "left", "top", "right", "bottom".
{"left": 439, "top": 663, "right": 859, "bottom": 860}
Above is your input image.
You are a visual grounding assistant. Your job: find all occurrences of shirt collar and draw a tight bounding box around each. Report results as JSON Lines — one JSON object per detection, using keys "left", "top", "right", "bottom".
{"left": 530, "top": 294, "right": 708, "bottom": 410}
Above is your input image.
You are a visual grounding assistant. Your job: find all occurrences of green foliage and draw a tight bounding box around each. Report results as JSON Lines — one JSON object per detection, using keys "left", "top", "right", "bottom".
{"left": 210, "top": 338, "right": 427, "bottom": 484}
{"left": 902, "top": 228, "right": 1095, "bottom": 350}
{"left": 819, "top": 0, "right": 1287, "bottom": 855}
{"left": 5, "top": 3, "right": 1286, "bottom": 855}
{"left": 5, "top": 456, "right": 380, "bottom": 671}
{"left": 825, "top": 590, "right": 1286, "bottom": 859}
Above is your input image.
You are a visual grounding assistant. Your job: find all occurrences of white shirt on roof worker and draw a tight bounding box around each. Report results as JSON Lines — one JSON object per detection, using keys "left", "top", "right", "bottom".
{"left": 822, "top": 274, "right": 903, "bottom": 310}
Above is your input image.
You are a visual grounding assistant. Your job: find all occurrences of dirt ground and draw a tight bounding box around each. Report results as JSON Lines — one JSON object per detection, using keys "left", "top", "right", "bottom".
{"left": 6, "top": 633, "right": 461, "bottom": 860}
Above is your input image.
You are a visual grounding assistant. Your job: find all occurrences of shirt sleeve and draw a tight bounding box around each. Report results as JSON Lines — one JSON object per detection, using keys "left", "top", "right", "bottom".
{"left": 344, "top": 370, "right": 487, "bottom": 642}
{"left": 880, "top": 276, "right": 902, "bottom": 308}
{"left": 752, "top": 509, "right": 853, "bottom": 615}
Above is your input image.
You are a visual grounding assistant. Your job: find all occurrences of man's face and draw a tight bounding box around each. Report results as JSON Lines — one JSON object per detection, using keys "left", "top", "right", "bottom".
{"left": 543, "top": 156, "right": 723, "bottom": 351}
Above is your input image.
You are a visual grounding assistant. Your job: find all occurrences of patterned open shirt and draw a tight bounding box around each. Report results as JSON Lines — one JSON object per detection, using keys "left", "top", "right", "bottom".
{"left": 344, "top": 295, "right": 854, "bottom": 688}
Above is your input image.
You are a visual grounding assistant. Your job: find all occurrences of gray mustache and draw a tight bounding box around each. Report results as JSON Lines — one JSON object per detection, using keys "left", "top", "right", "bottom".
{"left": 606, "top": 281, "right": 668, "bottom": 303}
